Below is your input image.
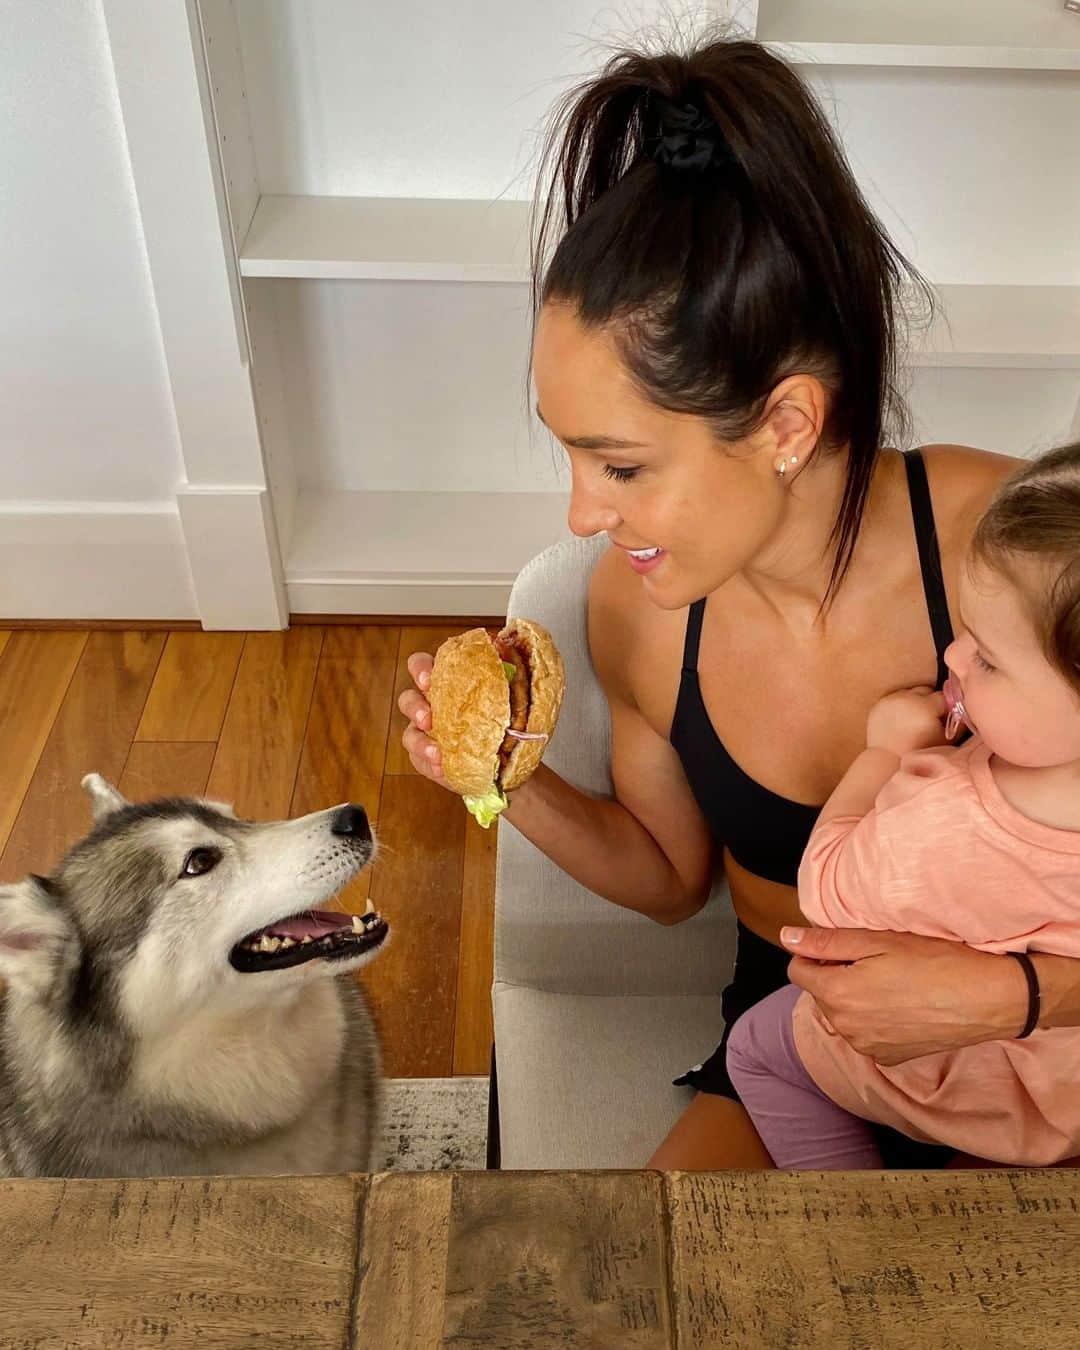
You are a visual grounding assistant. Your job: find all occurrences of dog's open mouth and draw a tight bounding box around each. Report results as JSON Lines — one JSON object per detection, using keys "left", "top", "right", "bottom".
{"left": 229, "top": 905, "right": 388, "bottom": 973}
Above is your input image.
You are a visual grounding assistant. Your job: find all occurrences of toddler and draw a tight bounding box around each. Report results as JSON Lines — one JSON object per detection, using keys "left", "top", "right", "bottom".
{"left": 727, "top": 442, "right": 1080, "bottom": 1167}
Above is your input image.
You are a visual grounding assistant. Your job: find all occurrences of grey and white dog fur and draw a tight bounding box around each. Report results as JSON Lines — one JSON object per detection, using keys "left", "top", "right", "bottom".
{"left": 0, "top": 775, "right": 387, "bottom": 1178}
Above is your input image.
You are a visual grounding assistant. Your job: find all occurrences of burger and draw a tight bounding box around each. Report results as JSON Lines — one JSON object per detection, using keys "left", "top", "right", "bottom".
{"left": 428, "top": 619, "right": 565, "bottom": 826}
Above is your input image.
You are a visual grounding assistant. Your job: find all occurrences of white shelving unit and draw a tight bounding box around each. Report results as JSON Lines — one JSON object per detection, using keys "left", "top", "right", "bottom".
{"left": 757, "top": 0, "right": 1080, "bottom": 68}
{"left": 239, "top": 197, "right": 1080, "bottom": 371}
{"left": 240, "top": 196, "right": 532, "bottom": 283}
{"left": 919, "top": 287, "right": 1080, "bottom": 370}
{"left": 109, "top": 0, "right": 1079, "bottom": 624}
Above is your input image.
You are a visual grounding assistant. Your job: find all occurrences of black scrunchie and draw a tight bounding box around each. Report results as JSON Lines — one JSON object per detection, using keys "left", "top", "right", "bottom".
{"left": 650, "top": 97, "right": 727, "bottom": 175}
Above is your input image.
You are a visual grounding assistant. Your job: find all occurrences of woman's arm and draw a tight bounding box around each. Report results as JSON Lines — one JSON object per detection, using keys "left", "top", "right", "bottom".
{"left": 399, "top": 554, "right": 715, "bottom": 925}
{"left": 503, "top": 706, "right": 713, "bottom": 924}
{"left": 780, "top": 928, "right": 1079, "bottom": 1064}
{"left": 503, "top": 553, "right": 714, "bottom": 922}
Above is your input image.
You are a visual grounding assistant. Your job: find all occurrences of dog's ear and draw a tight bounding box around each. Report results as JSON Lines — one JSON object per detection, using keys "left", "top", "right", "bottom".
{"left": 81, "top": 773, "right": 128, "bottom": 824}
{"left": 0, "top": 879, "right": 74, "bottom": 996}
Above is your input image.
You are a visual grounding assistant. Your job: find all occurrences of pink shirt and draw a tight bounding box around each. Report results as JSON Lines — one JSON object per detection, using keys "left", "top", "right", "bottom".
{"left": 792, "top": 737, "right": 1080, "bottom": 1165}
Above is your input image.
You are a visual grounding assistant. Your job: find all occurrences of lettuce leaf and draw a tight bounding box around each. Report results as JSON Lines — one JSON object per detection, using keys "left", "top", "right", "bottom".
{"left": 502, "top": 661, "right": 516, "bottom": 682}
{"left": 463, "top": 786, "right": 509, "bottom": 829}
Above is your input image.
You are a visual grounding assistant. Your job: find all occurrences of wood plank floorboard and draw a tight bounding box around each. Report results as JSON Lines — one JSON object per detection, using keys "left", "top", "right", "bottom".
{"left": 0, "top": 631, "right": 163, "bottom": 881}
{"left": 206, "top": 628, "right": 323, "bottom": 820}
{"left": 365, "top": 773, "right": 466, "bottom": 1077}
{"left": 136, "top": 632, "right": 245, "bottom": 742}
{"left": 292, "top": 625, "right": 400, "bottom": 908}
{"left": 0, "top": 631, "right": 87, "bottom": 865}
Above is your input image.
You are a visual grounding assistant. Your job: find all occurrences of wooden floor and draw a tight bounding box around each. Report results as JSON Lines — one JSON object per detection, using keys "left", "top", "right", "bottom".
{"left": 0, "top": 625, "right": 495, "bottom": 1078}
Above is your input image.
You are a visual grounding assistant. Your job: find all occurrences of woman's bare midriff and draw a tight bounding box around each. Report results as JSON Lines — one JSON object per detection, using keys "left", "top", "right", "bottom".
{"left": 724, "top": 853, "right": 806, "bottom": 946}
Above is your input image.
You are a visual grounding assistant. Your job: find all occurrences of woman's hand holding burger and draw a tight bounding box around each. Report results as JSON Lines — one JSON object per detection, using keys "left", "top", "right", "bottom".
{"left": 399, "top": 652, "right": 448, "bottom": 786}
{"left": 399, "top": 621, "right": 565, "bottom": 825}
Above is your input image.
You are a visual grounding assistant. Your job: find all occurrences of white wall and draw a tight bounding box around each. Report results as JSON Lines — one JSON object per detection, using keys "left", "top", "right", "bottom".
{"left": 804, "top": 66, "right": 1079, "bottom": 287}
{"left": 907, "top": 368, "right": 1080, "bottom": 459}
{"left": 0, "top": 0, "right": 197, "bottom": 619}
{"left": 0, "top": 0, "right": 184, "bottom": 503}
{"left": 267, "top": 278, "right": 561, "bottom": 493}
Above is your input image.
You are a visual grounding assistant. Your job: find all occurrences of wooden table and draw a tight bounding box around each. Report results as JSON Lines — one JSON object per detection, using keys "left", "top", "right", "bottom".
{"left": 3, "top": 1169, "right": 1079, "bottom": 1349}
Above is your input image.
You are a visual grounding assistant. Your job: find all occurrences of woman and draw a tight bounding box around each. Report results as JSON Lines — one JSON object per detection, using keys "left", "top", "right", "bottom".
{"left": 400, "top": 35, "right": 1080, "bottom": 1168}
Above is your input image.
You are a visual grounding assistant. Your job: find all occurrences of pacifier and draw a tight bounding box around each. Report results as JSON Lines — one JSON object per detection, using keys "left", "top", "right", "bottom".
{"left": 943, "top": 675, "right": 973, "bottom": 741}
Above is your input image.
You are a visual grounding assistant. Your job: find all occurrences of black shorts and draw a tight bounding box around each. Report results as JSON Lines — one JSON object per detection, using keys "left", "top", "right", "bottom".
{"left": 674, "top": 921, "right": 956, "bottom": 1170}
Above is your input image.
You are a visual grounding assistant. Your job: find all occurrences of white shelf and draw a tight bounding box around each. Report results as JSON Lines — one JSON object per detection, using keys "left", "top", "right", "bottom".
{"left": 917, "top": 286, "right": 1080, "bottom": 369}
{"left": 240, "top": 198, "right": 1080, "bottom": 368}
{"left": 755, "top": 0, "right": 1080, "bottom": 65}
{"left": 764, "top": 42, "right": 1080, "bottom": 70}
{"left": 240, "top": 195, "right": 532, "bottom": 282}
{"left": 285, "top": 489, "right": 569, "bottom": 615}
{"left": 757, "top": 0, "right": 1080, "bottom": 68}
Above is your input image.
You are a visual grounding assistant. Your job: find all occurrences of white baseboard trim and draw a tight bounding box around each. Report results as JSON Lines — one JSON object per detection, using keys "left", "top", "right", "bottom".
{"left": 0, "top": 500, "right": 197, "bottom": 621}
{"left": 176, "top": 485, "right": 287, "bottom": 630}
{"left": 286, "top": 574, "right": 513, "bottom": 617}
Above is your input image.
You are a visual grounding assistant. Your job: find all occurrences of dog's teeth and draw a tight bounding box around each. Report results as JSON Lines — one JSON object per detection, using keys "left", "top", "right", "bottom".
{"left": 280, "top": 937, "right": 296, "bottom": 949}
{"left": 352, "top": 915, "right": 363, "bottom": 932}
{"left": 364, "top": 897, "right": 376, "bottom": 915}
{"left": 301, "top": 935, "right": 313, "bottom": 945}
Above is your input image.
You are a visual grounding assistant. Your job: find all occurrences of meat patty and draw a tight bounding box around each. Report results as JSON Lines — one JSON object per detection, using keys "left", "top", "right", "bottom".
{"left": 494, "top": 633, "right": 530, "bottom": 772}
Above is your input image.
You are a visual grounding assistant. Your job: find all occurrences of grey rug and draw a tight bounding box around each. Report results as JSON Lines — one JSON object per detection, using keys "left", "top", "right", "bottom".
{"left": 374, "top": 1076, "right": 490, "bottom": 1172}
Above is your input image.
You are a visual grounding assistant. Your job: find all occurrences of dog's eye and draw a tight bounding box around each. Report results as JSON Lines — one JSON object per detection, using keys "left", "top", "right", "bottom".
{"left": 180, "top": 847, "right": 221, "bottom": 879}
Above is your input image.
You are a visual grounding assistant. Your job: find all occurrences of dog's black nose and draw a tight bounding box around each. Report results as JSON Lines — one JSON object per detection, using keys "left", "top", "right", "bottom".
{"left": 331, "top": 804, "right": 371, "bottom": 841}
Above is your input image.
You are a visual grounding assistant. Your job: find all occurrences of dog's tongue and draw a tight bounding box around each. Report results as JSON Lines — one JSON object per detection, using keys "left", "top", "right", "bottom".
{"left": 265, "top": 911, "right": 352, "bottom": 940}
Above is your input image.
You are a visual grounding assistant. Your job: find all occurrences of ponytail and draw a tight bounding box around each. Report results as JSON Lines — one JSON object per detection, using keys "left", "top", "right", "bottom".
{"left": 532, "top": 35, "right": 932, "bottom": 598}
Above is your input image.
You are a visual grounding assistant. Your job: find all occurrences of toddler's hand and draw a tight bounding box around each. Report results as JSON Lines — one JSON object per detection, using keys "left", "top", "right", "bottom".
{"left": 866, "top": 687, "right": 947, "bottom": 756}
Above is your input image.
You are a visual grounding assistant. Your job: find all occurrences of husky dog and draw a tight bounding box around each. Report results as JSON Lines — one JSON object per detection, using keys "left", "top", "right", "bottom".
{"left": 0, "top": 775, "right": 388, "bottom": 1178}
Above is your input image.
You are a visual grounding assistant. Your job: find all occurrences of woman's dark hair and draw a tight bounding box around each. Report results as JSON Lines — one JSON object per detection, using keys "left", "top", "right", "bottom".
{"left": 531, "top": 33, "right": 933, "bottom": 598}
{"left": 972, "top": 442, "right": 1080, "bottom": 695}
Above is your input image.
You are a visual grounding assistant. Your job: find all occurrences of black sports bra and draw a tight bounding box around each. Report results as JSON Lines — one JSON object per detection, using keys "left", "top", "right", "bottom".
{"left": 669, "top": 450, "right": 953, "bottom": 888}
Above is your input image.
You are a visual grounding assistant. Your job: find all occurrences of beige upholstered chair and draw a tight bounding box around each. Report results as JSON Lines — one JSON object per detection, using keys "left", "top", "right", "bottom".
{"left": 491, "top": 535, "right": 737, "bottom": 1168}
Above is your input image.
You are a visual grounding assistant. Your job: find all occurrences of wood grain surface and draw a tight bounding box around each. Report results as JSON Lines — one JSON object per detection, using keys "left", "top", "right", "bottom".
{"left": 0, "top": 1175, "right": 364, "bottom": 1350}
{"left": 3, "top": 1170, "right": 1080, "bottom": 1348}
{"left": 352, "top": 1172, "right": 454, "bottom": 1349}
{"left": 666, "top": 1169, "right": 1080, "bottom": 1349}
{"left": 439, "top": 1171, "right": 673, "bottom": 1350}
{"left": 292, "top": 625, "right": 400, "bottom": 907}
{"left": 135, "top": 632, "right": 245, "bottom": 743}
{"left": 0, "top": 631, "right": 87, "bottom": 862}
{"left": 119, "top": 742, "right": 218, "bottom": 802}
{"left": 0, "top": 632, "right": 163, "bottom": 880}
{"left": 352, "top": 1171, "right": 672, "bottom": 1349}
{"left": 455, "top": 816, "right": 497, "bottom": 1074}
{"left": 365, "top": 773, "right": 465, "bottom": 1076}
{"left": 205, "top": 628, "right": 323, "bottom": 819}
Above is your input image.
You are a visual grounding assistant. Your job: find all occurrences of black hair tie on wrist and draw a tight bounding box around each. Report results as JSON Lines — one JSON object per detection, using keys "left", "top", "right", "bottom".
{"left": 1009, "top": 951, "right": 1041, "bottom": 1039}
{"left": 650, "top": 96, "right": 728, "bottom": 175}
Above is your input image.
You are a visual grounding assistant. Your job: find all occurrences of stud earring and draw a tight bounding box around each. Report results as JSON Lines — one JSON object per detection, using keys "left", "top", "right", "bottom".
{"left": 776, "top": 454, "right": 800, "bottom": 480}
